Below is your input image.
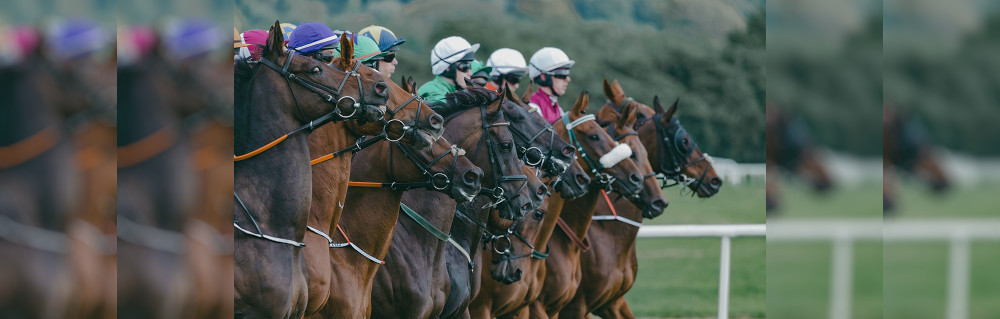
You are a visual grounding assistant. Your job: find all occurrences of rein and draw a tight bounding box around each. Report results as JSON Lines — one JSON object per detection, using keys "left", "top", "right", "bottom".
{"left": 118, "top": 126, "right": 176, "bottom": 168}
{"left": 508, "top": 106, "right": 570, "bottom": 178}
{"left": 0, "top": 126, "right": 59, "bottom": 169}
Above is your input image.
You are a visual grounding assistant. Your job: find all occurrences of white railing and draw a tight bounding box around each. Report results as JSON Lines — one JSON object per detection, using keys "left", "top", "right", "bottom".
{"left": 637, "top": 224, "right": 766, "bottom": 319}
{"left": 767, "top": 219, "right": 1000, "bottom": 319}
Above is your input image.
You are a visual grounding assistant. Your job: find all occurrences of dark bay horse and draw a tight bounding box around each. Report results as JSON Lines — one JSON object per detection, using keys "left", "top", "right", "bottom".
{"left": 765, "top": 103, "right": 833, "bottom": 214}
{"left": 371, "top": 87, "right": 538, "bottom": 318}
{"left": 440, "top": 87, "right": 573, "bottom": 319}
{"left": 300, "top": 42, "right": 446, "bottom": 316}
{"left": 563, "top": 80, "right": 722, "bottom": 319}
{"left": 533, "top": 91, "right": 648, "bottom": 318}
{"left": 883, "top": 103, "right": 950, "bottom": 213}
{"left": 307, "top": 77, "right": 479, "bottom": 318}
{"left": 233, "top": 21, "right": 389, "bottom": 319}
{"left": 1, "top": 46, "right": 80, "bottom": 319}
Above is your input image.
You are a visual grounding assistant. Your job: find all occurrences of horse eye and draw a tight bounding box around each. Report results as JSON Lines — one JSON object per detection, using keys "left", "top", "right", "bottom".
{"left": 501, "top": 143, "right": 513, "bottom": 151}
{"left": 310, "top": 67, "right": 321, "bottom": 75}
{"left": 588, "top": 134, "right": 599, "bottom": 141}
{"left": 533, "top": 209, "right": 545, "bottom": 221}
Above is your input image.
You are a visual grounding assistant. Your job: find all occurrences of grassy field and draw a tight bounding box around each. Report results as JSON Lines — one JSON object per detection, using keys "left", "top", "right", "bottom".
{"left": 626, "top": 178, "right": 766, "bottom": 318}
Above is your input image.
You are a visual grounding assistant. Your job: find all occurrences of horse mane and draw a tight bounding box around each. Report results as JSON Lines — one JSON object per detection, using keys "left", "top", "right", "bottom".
{"left": 434, "top": 87, "right": 500, "bottom": 119}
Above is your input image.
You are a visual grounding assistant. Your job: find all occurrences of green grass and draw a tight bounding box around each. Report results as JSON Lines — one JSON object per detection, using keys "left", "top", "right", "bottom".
{"left": 626, "top": 179, "right": 765, "bottom": 318}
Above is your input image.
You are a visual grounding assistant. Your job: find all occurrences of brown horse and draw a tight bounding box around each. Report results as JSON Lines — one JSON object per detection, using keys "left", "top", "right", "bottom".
{"left": 561, "top": 80, "right": 723, "bottom": 319}
{"left": 765, "top": 103, "right": 833, "bottom": 213}
{"left": 370, "top": 86, "right": 538, "bottom": 318}
{"left": 233, "top": 21, "right": 388, "bottom": 319}
{"left": 532, "top": 91, "right": 648, "bottom": 318}
{"left": 439, "top": 86, "right": 567, "bottom": 319}
{"left": 883, "top": 103, "right": 950, "bottom": 213}
{"left": 304, "top": 74, "right": 464, "bottom": 317}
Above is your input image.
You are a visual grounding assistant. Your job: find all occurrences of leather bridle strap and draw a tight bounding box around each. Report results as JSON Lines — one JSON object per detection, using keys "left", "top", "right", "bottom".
{"left": 0, "top": 126, "right": 58, "bottom": 169}
{"left": 555, "top": 217, "right": 590, "bottom": 252}
{"left": 590, "top": 188, "right": 643, "bottom": 227}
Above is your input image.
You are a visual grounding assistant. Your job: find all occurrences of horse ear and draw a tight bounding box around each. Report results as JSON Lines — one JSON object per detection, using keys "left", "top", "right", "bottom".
{"left": 265, "top": 20, "right": 285, "bottom": 60}
{"left": 611, "top": 79, "right": 626, "bottom": 102}
{"left": 662, "top": 97, "right": 679, "bottom": 123}
{"left": 503, "top": 82, "right": 519, "bottom": 102}
{"left": 399, "top": 75, "right": 409, "bottom": 92}
{"left": 338, "top": 33, "right": 353, "bottom": 68}
{"left": 407, "top": 76, "right": 417, "bottom": 93}
{"left": 520, "top": 82, "right": 533, "bottom": 104}
{"left": 596, "top": 102, "right": 621, "bottom": 124}
{"left": 487, "top": 86, "right": 505, "bottom": 114}
{"left": 652, "top": 96, "right": 665, "bottom": 114}
{"left": 618, "top": 103, "right": 638, "bottom": 129}
{"left": 602, "top": 79, "right": 614, "bottom": 101}
{"left": 571, "top": 91, "right": 589, "bottom": 117}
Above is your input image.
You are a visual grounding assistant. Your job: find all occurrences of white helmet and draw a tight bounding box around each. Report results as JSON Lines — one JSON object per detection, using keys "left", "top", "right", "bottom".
{"left": 486, "top": 48, "right": 527, "bottom": 77}
{"left": 528, "top": 47, "right": 575, "bottom": 80}
{"left": 430, "top": 36, "right": 480, "bottom": 75}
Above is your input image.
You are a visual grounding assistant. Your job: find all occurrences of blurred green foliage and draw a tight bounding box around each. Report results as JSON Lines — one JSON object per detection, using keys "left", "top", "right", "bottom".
{"left": 236, "top": 0, "right": 766, "bottom": 162}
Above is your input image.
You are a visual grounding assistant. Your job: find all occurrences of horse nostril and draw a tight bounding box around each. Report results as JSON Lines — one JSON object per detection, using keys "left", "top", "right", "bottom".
{"left": 536, "top": 185, "right": 548, "bottom": 196}
{"left": 464, "top": 170, "right": 481, "bottom": 184}
{"left": 710, "top": 177, "right": 722, "bottom": 186}
{"left": 561, "top": 146, "right": 575, "bottom": 156}
{"left": 575, "top": 174, "right": 590, "bottom": 186}
{"left": 374, "top": 82, "right": 388, "bottom": 96}
{"left": 428, "top": 114, "right": 443, "bottom": 129}
{"left": 652, "top": 199, "right": 668, "bottom": 210}
{"left": 521, "top": 203, "right": 532, "bottom": 212}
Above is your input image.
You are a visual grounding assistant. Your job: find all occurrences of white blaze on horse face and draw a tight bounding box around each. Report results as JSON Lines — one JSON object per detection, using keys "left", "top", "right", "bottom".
{"left": 599, "top": 143, "right": 633, "bottom": 168}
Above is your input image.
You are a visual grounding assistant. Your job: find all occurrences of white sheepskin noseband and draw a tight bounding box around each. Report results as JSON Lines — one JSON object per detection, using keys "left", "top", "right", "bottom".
{"left": 599, "top": 143, "right": 632, "bottom": 168}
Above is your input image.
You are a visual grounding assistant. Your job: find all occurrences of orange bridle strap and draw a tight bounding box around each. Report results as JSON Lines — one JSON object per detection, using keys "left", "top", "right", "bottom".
{"left": 0, "top": 127, "right": 58, "bottom": 169}
{"left": 234, "top": 134, "right": 289, "bottom": 162}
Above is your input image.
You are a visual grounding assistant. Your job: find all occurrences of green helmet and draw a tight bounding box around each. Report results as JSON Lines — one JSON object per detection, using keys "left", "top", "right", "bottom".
{"left": 333, "top": 33, "right": 384, "bottom": 63}
{"left": 470, "top": 60, "right": 492, "bottom": 78}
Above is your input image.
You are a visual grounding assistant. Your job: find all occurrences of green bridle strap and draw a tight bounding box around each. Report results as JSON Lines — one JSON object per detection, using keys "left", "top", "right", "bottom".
{"left": 399, "top": 203, "right": 451, "bottom": 242}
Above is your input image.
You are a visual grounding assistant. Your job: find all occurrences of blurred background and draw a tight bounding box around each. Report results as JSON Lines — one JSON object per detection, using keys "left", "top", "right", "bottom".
{"left": 237, "top": 0, "right": 766, "bottom": 318}
{"left": 768, "top": 0, "right": 1000, "bottom": 318}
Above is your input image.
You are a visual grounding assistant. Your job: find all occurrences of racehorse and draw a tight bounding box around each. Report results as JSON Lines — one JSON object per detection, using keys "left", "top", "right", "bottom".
{"left": 307, "top": 77, "right": 481, "bottom": 318}
{"left": 233, "top": 21, "right": 388, "bottom": 319}
{"left": 0, "top": 40, "right": 80, "bottom": 319}
{"left": 370, "top": 86, "right": 539, "bottom": 318}
{"left": 440, "top": 84, "right": 585, "bottom": 319}
{"left": 533, "top": 91, "right": 649, "bottom": 318}
{"left": 562, "top": 80, "right": 722, "bottom": 319}
{"left": 765, "top": 103, "right": 833, "bottom": 214}
{"left": 299, "top": 37, "right": 447, "bottom": 317}
{"left": 883, "top": 103, "right": 950, "bottom": 213}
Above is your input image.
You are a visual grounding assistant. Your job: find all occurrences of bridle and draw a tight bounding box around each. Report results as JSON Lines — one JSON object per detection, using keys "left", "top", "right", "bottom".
{"left": 233, "top": 52, "right": 372, "bottom": 162}
{"left": 600, "top": 121, "right": 657, "bottom": 202}
{"left": 612, "top": 98, "right": 711, "bottom": 197}
{"left": 559, "top": 113, "right": 637, "bottom": 193}
{"left": 467, "top": 103, "right": 529, "bottom": 213}
{"left": 506, "top": 103, "right": 574, "bottom": 180}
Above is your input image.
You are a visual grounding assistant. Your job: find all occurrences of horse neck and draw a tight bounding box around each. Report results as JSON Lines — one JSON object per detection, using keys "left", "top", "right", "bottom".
{"left": 234, "top": 69, "right": 302, "bottom": 157}
{"left": 452, "top": 197, "right": 494, "bottom": 250}
{"left": 534, "top": 192, "right": 567, "bottom": 252}
{"left": 233, "top": 71, "right": 312, "bottom": 237}
{"left": 335, "top": 141, "right": 405, "bottom": 256}
{"left": 560, "top": 188, "right": 602, "bottom": 242}
{"left": 0, "top": 74, "right": 58, "bottom": 143}
{"left": 308, "top": 121, "right": 358, "bottom": 230}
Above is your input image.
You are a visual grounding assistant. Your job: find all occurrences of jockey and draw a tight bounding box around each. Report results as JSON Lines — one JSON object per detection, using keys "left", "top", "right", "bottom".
{"left": 528, "top": 47, "right": 574, "bottom": 124}
{"left": 358, "top": 25, "right": 405, "bottom": 78}
{"left": 485, "top": 48, "right": 528, "bottom": 92}
{"left": 417, "top": 36, "right": 479, "bottom": 103}
{"left": 469, "top": 60, "right": 492, "bottom": 88}
{"left": 286, "top": 22, "right": 340, "bottom": 65}
{"left": 331, "top": 33, "right": 385, "bottom": 69}
{"left": 239, "top": 29, "right": 267, "bottom": 62}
